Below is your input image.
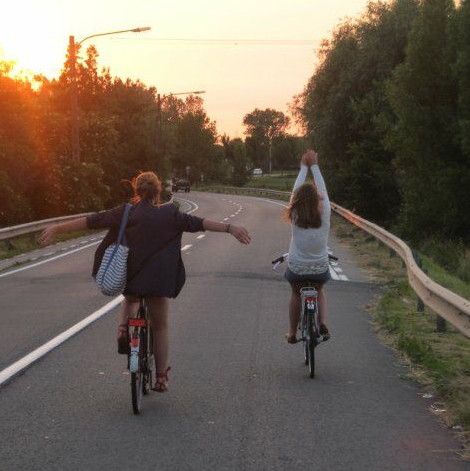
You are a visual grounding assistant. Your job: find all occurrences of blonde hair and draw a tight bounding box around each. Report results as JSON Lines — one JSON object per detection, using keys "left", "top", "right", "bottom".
{"left": 131, "top": 171, "right": 162, "bottom": 205}
{"left": 284, "top": 182, "right": 322, "bottom": 229}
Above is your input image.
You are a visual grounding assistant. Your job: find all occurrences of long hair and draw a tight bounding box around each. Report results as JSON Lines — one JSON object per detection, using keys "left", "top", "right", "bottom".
{"left": 284, "top": 182, "right": 322, "bottom": 229}
{"left": 131, "top": 171, "right": 162, "bottom": 205}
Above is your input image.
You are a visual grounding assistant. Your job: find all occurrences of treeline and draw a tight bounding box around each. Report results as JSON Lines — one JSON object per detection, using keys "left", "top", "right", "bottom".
{"left": 0, "top": 44, "right": 224, "bottom": 226}
{"left": 294, "top": 0, "right": 470, "bottom": 243}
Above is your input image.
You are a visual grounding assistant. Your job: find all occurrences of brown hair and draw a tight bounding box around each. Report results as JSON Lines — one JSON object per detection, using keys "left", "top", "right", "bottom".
{"left": 284, "top": 182, "right": 322, "bottom": 229}
{"left": 131, "top": 171, "right": 162, "bottom": 205}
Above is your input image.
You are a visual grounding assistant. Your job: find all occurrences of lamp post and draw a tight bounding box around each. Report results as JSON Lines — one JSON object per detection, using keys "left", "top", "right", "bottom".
{"left": 69, "top": 26, "right": 151, "bottom": 161}
{"left": 156, "top": 90, "right": 206, "bottom": 168}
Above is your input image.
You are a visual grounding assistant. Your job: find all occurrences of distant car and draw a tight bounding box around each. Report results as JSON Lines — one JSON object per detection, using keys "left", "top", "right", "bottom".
{"left": 172, "top": 178, "right": 191, "bottom": 193}
{"left": 252, "top": 168, "right": 263, "bottom": 177}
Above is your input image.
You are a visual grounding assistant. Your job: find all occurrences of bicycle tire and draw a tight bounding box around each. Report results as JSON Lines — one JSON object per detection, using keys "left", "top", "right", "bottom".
{"left": 143, "top": 327, "right": 154, "bottom": 395}
{"left": 131, "top": 327, "right": 146, "bottom": 414}
{"left": 131, "top": 371, "right": 143, "bottom": 414}
{"left": 307, "top": 316, "right": 316, "bottom": 378}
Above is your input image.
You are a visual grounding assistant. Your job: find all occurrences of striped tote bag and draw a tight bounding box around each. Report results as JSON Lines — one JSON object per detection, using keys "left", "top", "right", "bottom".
{"left": 95, "top": 204, "right": 132, "bottom": 296}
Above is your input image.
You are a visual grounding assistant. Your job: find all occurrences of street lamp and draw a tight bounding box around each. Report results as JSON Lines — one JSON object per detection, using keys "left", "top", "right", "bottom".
{"left": 69, "top": 26, "right": 151, "bottom": 161}
{"left": 155, "top": 90, "right": 206, "bottom": 161}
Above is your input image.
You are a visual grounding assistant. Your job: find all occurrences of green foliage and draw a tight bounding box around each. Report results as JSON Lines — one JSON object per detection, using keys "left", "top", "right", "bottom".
{"left": 296, "top": 0, "right": 418, "bottom": 225}
{"left": 222, "top": 136, "right": 250, "bottom": 186}
{"left": 0, "top": 42, "right": 223, "bottom": 226}
{"left": 243, "top": 108, "right": 289, "bottom": 172}
{"left": 295, "top": 0, "right": 470, "bottom": 244}
{"left": 386, "top": 0, "right": 468, "bottom": 240}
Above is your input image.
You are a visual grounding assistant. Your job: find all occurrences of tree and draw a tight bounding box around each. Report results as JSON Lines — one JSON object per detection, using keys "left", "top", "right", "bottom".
{"left": 294, "top": 0, "right": 418, "bottom": 224}
{"left": 243, "top": 108, "right": 289, "bottom": 173}
{"left": 222, "top": 135, "right": 250, "bottom": 186}
{"left": 387, "top": 0, "right": 467, "bottom": 239}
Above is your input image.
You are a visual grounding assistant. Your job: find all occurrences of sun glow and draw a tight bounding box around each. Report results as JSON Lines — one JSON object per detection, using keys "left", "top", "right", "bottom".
{"left": 0, "top": 4, "right": 66, "bottom": 79}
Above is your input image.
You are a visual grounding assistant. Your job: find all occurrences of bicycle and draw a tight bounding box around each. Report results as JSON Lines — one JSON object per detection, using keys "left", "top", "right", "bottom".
{"left": 272, "top": 252, "right": 338, "bottom": 378}
{"left": 127, "top": 297, "right": 154, "bottom": 414}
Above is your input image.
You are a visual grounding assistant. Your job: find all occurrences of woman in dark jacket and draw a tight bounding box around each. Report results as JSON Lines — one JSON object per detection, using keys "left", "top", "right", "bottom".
{"left": 39, "top": 171, "right": 251, "bottom": 392}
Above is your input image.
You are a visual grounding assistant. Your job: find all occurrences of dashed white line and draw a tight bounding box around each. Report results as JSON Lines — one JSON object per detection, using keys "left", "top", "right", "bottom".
{"left": 196, "top": 235, "right": 205, "bottom": 240}
{"left": 181, "top": 244, "right": 192, "bottom": 252}
{"left": 230, "top": 214, "right": 235, "bottom": 218}
{"left": 223, "top": 217, "right": 229, "bottom": 221}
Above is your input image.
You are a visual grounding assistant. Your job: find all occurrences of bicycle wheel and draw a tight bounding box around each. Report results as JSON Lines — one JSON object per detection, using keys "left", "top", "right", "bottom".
{"left": 130, "top": 327, "right": 146, "bottom": 414}
{"left": 143, "top": 327, "right": 154, "bottom": 396}
{"left": 307, "top": 316, "right": 316, "bottom": 378}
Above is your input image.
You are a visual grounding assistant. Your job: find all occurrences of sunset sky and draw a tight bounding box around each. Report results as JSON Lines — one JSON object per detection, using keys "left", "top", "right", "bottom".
{"left": 1, "top": 0, "right": 372, "bottom": 137}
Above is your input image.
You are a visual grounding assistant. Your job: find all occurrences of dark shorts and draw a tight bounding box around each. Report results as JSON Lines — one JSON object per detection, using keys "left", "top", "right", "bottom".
{"left": 284, "top": 267, "right": 330, "bottom": 286}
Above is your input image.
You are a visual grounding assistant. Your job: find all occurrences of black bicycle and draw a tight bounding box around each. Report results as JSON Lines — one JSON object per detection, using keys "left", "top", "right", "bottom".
{"left": 272, "top": 253, "right": 337, "bottom": 378}
{"left": 127, "top": 298, "right": 154, "bottom": 414}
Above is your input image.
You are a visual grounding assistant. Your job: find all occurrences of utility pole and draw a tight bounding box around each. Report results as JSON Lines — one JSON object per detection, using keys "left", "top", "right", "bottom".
{"left": 156, "top": 93, "right": 163, "bottom": 164}
{"left": 68, "top": 27, "right": 151, "bottom": 162}
{"left": 69, "top": 36, "right": 80, "bottom": 162}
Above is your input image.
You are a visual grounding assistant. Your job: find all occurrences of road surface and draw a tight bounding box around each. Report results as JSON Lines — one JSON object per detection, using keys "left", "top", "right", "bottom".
{"left": 0, "top": 192, "right": 465, "bottom": 470}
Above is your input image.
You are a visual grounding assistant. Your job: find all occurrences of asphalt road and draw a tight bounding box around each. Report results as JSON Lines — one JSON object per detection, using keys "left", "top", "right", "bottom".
{"left": 0, "top": 191, "right": 465, "bottom": 470}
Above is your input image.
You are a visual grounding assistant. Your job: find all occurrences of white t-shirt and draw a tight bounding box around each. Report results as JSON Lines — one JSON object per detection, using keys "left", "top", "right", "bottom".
{"left": 287, "top": 164, "right": 331, "bottom": 275}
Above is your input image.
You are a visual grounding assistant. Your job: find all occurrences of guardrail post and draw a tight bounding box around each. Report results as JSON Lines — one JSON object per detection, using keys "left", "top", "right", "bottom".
{"left": 412, "top": 251, "right": 425, "bottom": 313}
{"left": 436, "top": 315, "right": 447, "bottom": 333}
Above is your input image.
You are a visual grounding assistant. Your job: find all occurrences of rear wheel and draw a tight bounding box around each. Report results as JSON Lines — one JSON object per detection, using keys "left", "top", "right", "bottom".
{"left": 131, "top": 371, "right": 143, "bottom": 414}
{"left": 307, "top": 316, "right": 316, "bottom": 378}
{"left": 143, "top": 328, "right": 154, "bottom": 395}
{"left": 130, "top": 327, "right": 146, "bottom": 414}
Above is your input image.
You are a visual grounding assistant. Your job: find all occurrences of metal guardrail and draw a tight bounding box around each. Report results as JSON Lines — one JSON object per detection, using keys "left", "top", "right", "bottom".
{"left": 0, "top": 213, "right": 92, "bottom": 241}
{"left": 201, "top": 186, "right": 470, "bottom": 338}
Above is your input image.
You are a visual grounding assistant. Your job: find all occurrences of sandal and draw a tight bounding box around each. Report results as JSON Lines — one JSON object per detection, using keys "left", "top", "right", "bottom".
{"left": 152, "top": 366, "right": 171, "bottom": 393}
{"left": 117, "top": 323, "right": 129, "bottom": 355}
{"left": 319, "top": 324, "right": 331, "bottom": 341}
{"left": 285, "top": 333, "right": 298, "bottom": 344}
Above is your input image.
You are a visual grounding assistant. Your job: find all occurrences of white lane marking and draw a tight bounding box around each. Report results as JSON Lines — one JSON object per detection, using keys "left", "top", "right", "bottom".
{"left": 329, "top": 266, "right": 340, "bottom": 281}
{"left": 339, "top": 274, "right": 348, "bottom": 281}
{"left": 223, "top": 217, "right": 229, "bottom": 221}
{"left": 230, "top": 214, "right": 235, "bottom": 218}
{"left": 174, "top": 197, "right": 199, "bottom": 214}
{"left": 0, "top": 296, "right": 123, "bottom": 387}
{"left": 0, "top": 242, "right": 100, "bottom": 279}
{"left": 181, "top": 244, "right": 192, "bottom": 251}
{"left": 197, "top": 235, "right": 205, "bottom": 240}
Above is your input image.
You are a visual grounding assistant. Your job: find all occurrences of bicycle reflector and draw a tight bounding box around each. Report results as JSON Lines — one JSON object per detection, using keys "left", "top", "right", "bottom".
{"left": 128, "top": 318, "right": 146, "bottom": 327}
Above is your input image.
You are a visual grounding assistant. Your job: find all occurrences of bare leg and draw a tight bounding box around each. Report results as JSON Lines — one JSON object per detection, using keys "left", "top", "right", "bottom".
{"left": 318, "top": 286, "right": 328, "bottom": 327}
{"left": 146, "top": 297, "right": 170, "bottom": 375}
{"left": 289, "top": 284, "right": 301, "bottom": 338}
{"left": 119, "top": 297, "right": 139, "bottom": 326}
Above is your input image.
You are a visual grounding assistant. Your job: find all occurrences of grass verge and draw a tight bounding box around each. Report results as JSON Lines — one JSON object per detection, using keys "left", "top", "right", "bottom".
{"left": 0, "top": 230, "right": 94, "bottom": 262}
{"left": 245, "top": 172, "right": 297, "bottom": 191}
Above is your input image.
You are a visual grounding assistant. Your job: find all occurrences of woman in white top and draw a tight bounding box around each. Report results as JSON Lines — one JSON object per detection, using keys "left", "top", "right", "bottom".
{"left": 284, "top": 150, "right": 331, "bottom": 343}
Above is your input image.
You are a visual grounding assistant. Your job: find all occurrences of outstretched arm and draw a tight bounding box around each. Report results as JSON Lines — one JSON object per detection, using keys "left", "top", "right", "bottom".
{"left": 38, "top": 217, "right": 88, "bottom": 246}
{"left": 202, "top": 219, "right": 251, "bottom": 245}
